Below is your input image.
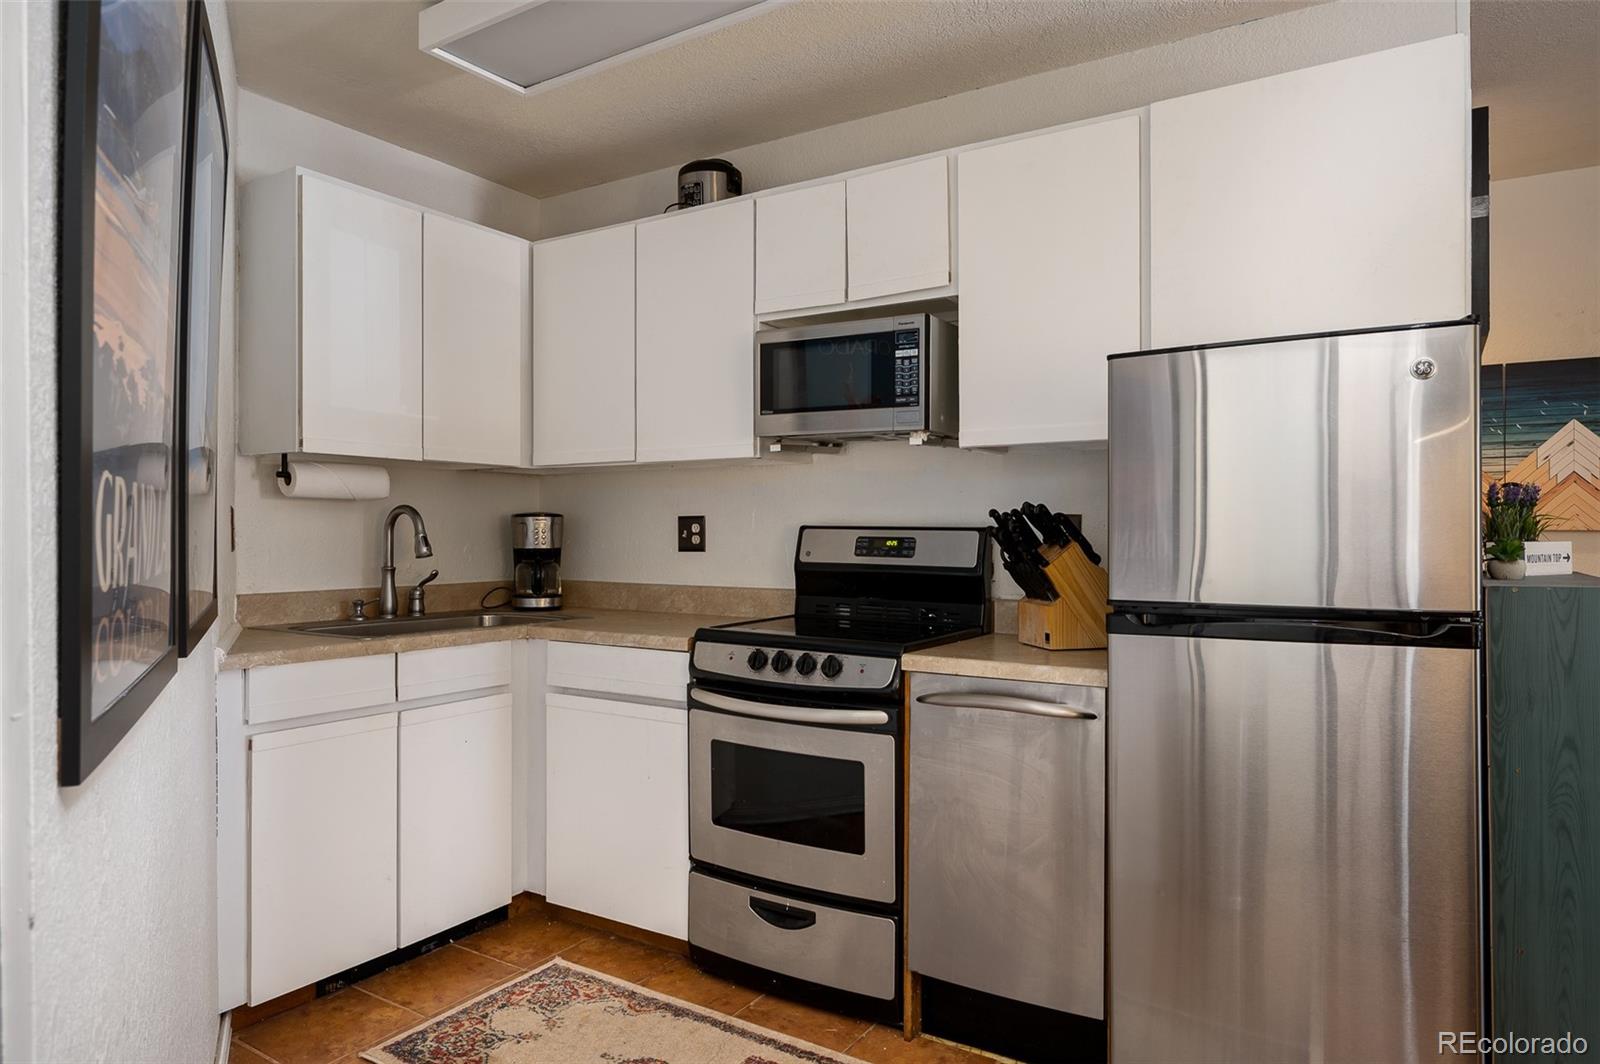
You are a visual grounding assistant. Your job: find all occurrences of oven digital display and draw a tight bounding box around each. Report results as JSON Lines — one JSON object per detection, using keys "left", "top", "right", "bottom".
{"left": 854, "top": 535, "right": 916, "bottom": 558}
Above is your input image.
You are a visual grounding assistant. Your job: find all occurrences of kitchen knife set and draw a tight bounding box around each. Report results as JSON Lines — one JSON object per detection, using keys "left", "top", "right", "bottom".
{"left": 988, "top": 503, "right": 1101, "bottom": 602}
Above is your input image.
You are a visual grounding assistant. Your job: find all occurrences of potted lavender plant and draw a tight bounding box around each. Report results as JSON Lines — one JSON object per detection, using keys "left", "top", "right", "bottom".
{"left": 1484, "top": 481, "right": 1556, "bottom": 580}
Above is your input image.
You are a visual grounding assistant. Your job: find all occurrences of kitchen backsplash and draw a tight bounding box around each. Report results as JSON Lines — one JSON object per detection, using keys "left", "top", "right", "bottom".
{"left": 232, "top": 442, "right": 1106, "bottom": 601}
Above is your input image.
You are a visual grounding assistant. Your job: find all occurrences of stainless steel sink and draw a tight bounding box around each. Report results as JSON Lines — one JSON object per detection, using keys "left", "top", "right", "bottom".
{"left": 290, "top": 611, "right": 580, "bottom": 639}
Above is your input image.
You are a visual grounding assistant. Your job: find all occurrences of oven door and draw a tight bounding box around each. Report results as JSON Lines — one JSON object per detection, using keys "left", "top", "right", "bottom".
{"left": 688, "top": 693, "right": 898, "bottom": 905}
{"left": 755, "top": 315, "right": 926, "bottom": 438}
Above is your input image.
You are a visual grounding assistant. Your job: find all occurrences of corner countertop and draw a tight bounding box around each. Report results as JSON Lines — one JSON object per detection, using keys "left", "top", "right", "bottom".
{"left": 220, "top": 607, "right": 739, "bottom": 671}
{"left": 902, "top": 633, "right": 1108, "bottom": 688}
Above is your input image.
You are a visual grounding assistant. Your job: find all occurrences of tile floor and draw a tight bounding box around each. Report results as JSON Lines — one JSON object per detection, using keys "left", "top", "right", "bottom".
{"left": 231, "top": 906, "right": 991, "bottom": 1064}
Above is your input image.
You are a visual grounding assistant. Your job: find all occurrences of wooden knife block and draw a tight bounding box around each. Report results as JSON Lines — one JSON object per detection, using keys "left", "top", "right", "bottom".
{"left": 1016, "top": 543, "right": 1110, "bottom": 651}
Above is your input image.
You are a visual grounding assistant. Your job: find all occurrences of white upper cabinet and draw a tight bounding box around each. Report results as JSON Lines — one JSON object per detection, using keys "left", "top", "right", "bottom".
{"left": 299, "top": 174, "right": 424, "bottom": 460}
{"left": 531, "top": 226, "right": 637, "bottom": 466}
{"left": 422, "top": 214, "right": 528, "bottom": 466}
{"left": 957, "top": 116, "right": 1142, "bottom": 447}
{"left": 846, "top": 157, "right": 952, "bottom": 302}
{"left": 755, "top": 182, "right": 846, "bottom": 314}
{"left": 1149, "top": 35, "right": 1470, "bottom": 348}
{"left": 240, "top": 169, "right": 533, "bottom": 464}
{"left": 636, "top": 200, "right": 757, "bottom": 463}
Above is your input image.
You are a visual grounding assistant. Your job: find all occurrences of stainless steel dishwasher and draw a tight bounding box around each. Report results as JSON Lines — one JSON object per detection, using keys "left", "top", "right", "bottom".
{"left": 907, "top": 672, "right": 1106, "bottom": 1021}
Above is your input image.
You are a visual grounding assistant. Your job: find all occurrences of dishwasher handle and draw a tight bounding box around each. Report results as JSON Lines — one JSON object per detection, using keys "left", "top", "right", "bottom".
{"left": 914, "top": 691, "right": 1098, "bottom": 720}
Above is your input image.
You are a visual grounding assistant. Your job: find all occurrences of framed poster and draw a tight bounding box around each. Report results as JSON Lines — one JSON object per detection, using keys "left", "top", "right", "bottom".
{"left": 59, "top": 0, "right": 192, "bottom": 785}
{"left": 177, "top": 2, "right": 229, "bottom": 656}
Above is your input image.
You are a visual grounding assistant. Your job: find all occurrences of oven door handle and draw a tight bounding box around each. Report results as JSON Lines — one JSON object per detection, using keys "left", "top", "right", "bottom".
{"left": 690, "top": 689, "right": 890, "bottom": 727}
{"left": 914, "top": 692, "right": 1098, "bottom": 720}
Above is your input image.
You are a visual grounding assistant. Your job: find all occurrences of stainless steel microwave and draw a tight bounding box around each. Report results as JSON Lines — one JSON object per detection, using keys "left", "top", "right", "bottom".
{"left": 755, "top": 313, "right": 957, "bottom": 442}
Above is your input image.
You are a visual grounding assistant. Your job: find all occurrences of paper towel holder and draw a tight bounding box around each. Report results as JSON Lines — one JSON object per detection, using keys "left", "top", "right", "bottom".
{"left": 274, "top": 454, "right": 292, "bottom": 487}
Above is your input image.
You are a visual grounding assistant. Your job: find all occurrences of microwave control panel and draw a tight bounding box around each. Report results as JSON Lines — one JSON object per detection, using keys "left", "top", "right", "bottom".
{"left": 893, "top": 329, "right": 921, "bottom": 406}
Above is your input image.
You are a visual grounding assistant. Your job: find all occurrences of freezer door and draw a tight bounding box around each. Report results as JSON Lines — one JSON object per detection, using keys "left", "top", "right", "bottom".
{"left": 1108, "top": 323, "right": 1479, "bottom": 613}
{"left": 1108, "top": 631, "right": 1480, "bottom": 1063}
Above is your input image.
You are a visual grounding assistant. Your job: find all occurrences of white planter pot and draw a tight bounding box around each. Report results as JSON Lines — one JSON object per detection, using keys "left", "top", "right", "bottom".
{"left": 1487, "top": 558, "right": 1527, "bottom": 581}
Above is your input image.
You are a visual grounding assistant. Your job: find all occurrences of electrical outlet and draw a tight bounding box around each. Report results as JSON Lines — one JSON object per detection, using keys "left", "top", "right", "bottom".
{"left": 678, "top": 515, "right": 706, "bottom": 552}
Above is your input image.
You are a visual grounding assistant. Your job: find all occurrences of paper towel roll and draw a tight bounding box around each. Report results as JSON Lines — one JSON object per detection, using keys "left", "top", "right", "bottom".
{"left": 276, "top": 459, "right": 391, "bottom": 501}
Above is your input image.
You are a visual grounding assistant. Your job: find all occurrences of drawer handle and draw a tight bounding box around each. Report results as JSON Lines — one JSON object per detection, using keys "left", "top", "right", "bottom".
{"left": 749, "top": 896, "right": 817, "bottom": 931}
{"left": 914, "top": 692, "right": 1098, "bottom": 720}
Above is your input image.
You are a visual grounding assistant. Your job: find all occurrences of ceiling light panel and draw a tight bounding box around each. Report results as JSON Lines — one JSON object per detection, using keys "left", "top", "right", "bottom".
{"left": 420, "top": 0, "right": 774, "bottom": 95}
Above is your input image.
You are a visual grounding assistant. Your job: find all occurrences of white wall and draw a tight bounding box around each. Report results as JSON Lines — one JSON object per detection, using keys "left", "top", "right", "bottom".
{"left": 232, "top": 93, "right": 544, "bottom": 595}
{"left": 235, "top": 461, "right": 538, "bottom": 594}
{"left": 540, "top": 0, "right": 1460, "bottom": 236}
{"left": 539, "top": 444, "right": 1106, "bottom": 597}
{"left": 235, "top": 90, "right": 541, "bottom": 241}
{"left": 1483, "top": 167, "right": 1600, "bottom": 365}
{"left": 1483, "top": 166, "right": 1600, "bottom": 574}
{"left": 1, "top": 2, "right": 237, "bottom": 1060}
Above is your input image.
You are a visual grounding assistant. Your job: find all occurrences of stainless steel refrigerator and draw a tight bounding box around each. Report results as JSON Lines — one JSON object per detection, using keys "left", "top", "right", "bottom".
{"left": 1106, "top": 321, "right": 1482, "bottom": 1063}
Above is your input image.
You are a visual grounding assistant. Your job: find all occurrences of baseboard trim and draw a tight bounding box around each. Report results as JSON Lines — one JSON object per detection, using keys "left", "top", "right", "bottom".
{"left": 518, "top": 892, "right": 689, "bottom": 956}
{"left": 213, "top": 1012, "right": 232, "bottom": 1064}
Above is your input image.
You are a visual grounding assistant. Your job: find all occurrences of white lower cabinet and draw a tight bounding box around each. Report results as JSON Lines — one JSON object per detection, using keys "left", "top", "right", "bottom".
{"left": 399, "top": 694, "right": 514, "bottom": 946}
{"left": 546, "top": 691, "right": 689, "bottom": 938}
{"left": 249, "top": 714, "right": 399, "bottom": 1004}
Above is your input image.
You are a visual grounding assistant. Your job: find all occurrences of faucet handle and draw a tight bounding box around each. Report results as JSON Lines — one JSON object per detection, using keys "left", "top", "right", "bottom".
{"left": 350, "top": 599, "right": 368, "bottom": 621}
{"left": 408, "top": 571, "right": 439, "bottom": 617}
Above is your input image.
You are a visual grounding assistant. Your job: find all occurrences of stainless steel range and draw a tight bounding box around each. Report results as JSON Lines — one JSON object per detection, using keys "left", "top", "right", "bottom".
{"left": 687, "top": 525, "right": 991, "bottom": 1021}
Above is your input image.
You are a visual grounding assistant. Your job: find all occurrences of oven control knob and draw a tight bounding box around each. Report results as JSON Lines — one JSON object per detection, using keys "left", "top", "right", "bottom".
{"left": 795, "top": 653, "right": 817, "bottom": 676}
{"left": 770, "top": 650, "right": 793, "bottom": 674}
{"left": 746, "top": 649, "right": 769, "bottom": 671}
{"left": 820, "top": 655, "right": 843, "bottom": 679}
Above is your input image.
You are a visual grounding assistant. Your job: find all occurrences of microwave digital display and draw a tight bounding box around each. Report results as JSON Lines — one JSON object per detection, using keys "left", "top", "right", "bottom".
{"left": 759, "top": 328, "right": 920, "bottom": 415}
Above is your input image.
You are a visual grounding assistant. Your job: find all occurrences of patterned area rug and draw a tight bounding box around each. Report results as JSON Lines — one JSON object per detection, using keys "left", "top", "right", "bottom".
{"left": 362, "top": 959, "right": 865, "bottom": 1064}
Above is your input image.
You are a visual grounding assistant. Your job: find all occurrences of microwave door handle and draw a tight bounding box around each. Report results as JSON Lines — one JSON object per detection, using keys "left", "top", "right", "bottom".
{"left": 690, "top": 689, "right": 890, "bottom": 727}
{"left": 914, "top": 692, "right": 1099, "bottom": 720}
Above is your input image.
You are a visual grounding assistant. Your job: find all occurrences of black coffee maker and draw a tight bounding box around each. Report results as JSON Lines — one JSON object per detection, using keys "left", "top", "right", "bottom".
{"left": 511, "top": 513, "right": 562, "bottom": 610}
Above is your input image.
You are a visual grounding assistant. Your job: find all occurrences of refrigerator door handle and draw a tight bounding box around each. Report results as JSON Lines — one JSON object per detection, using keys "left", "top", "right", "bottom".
{"left": 1111, "top": 610, "right": 1481, "bottom": 649}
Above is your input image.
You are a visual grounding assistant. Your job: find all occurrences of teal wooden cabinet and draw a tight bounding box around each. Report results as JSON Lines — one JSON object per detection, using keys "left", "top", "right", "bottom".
{"left": 1487, "top": 575, "right": 1600, "bottom": 1053}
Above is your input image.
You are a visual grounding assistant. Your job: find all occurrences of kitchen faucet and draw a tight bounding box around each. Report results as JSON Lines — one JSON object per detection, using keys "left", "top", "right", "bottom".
{"left": 378, "top": 504, "right": 434, "bottom": 618}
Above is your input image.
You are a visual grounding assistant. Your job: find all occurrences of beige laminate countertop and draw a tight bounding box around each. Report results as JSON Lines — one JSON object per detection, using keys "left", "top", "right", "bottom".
{"left": 221, "top": 607, "right": 740, "bottom": 670}
{"left": 902, "top": 633, "right": 1108, "bottom": 688}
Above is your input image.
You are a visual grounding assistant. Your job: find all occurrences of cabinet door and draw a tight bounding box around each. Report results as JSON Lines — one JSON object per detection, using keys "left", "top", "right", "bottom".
{"left": 1149, "top": 35, "right": 1469, "bottom": 347}
{"left": 249, "top": 714, "right": 398, "bottom": 1004}
{"left": 546, "top": 693, "right": 688, "bottom": 938}
{"left": 399, "top": 694, "right": 513, "bottom": 946}
{"left": 423, "top": 214, "right": 528, "bottom": 465}
{"left": 755, "top": 182, "right": 846, "bottom": 313}
{"left": 299, "top": 175, "right": 423, "bottom": 459}
{"left": 636, "top": 200, "right": 756, "bottom": 463}
{"left": 531, "top": 226, "right": 636, "bottom": 466}
{"left": 957, "top": 117, "right": 1141, "bottom": 447}
{"left": 846, "top": 157, "right": 951, "bottom": 302}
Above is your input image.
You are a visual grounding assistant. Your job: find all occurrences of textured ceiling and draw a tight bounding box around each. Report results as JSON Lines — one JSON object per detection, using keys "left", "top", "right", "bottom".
{"left": 229, "top": 0, "right": 1316, "bottom": 197}
{"left": 1471, "top": 0, "right": 1600, "bottom": 180}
